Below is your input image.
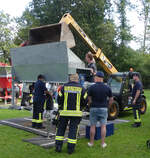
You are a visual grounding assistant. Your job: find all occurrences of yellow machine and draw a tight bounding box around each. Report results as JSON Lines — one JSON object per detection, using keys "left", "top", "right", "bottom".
{"left": 58, "top": 14, "right": 146, "bottom": 120}
{"left": 28, "top": 13, "right": 147, "bottom": 120}
{"left": 29, "top": 13, "right": 117, "bottom": 74}
{"left": 59, "top": 13, "right": 118, "bottom": 74}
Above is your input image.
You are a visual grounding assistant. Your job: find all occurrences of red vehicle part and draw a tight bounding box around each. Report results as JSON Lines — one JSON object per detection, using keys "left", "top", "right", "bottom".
{"left": 0, "top": 62, "right": 12, "bottom": 102}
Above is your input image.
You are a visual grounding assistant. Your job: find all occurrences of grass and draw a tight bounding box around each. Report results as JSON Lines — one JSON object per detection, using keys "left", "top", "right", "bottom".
{"left": 0, "top": 90, "right": 150, "bottom": 158}
{"left": 0, "top": 109, "right": 31, "bottom": 120}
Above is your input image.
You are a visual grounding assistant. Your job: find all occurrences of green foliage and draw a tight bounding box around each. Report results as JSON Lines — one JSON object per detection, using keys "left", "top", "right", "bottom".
{"left": 133, "top": 52, "right": 150, "bottom": 88}
{"left": 15, "top": 0, "right": 117, "bottom": 61}
{"left": 137, "top": 0, "right": 150, "bottom": 53}
{"left": 0, "top": 11, "right": 16, "bottom": 63}
{"left": 14, "top": 7, "right": 40, "bottom": 45}
{"left": 116, "top": 0, "right": 133, "bottom": 46}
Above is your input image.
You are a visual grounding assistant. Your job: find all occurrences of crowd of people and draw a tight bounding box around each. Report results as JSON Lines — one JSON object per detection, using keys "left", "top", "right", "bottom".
{"left": 24, "top": 52, "right": 143, "bottom": 154}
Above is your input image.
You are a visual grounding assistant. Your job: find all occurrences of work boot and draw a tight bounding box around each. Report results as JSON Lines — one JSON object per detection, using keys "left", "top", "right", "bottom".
{"left": 55, "top": 146, "right": 62, "bottom": 153}
{"left": 32, "top": 122, "right": 37, "bottom": 128}
{"left": 68, "top": 149, "right": 74, "bottom": 155}
{"left": 131, "top": 123, "right": 141, "bottom": 128}
{"left": 67, "top": 147, "right": 74, "bottom": 155}
{"left": 36, "top": 126, "right": 45, "bottom": 129}
{"left": 36, "top": 123, "right": 45, "bottom": 129}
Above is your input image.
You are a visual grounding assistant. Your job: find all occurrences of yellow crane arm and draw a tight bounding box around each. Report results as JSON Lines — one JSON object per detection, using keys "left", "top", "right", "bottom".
{"left": 60, "top": 13, "right": 118, "bottom": 74}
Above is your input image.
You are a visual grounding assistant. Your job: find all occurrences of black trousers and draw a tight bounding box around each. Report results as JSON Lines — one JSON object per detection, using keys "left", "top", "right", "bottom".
{"left": 32, "top": 100, "right": 44, "bottom": 128}
{"left": 21, "top": 92, "right": 30, "bottom": 106}
{"left": 55, "top": 116, "right": 81, "bottom": 152}
{"left": 133, "top": 104, "right": 141, "bottom": 124}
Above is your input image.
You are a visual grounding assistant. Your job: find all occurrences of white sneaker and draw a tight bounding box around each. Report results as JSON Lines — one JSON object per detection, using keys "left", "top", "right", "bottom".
{"left": 101, "top": 143, "right": 107, "bottom": 148}
{"left": 88, "top": 142, "right": 93, "bottom": 147}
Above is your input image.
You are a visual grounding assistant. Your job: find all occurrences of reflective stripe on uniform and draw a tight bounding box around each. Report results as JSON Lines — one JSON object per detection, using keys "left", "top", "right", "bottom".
{"left": 67, "top": 138, "right": 77, "bottom": 144}
{"left": 32, "top": 119, "right": 43, "bottom": 123}
{"left": 76, "top": 93, "right": 81, "bottom": 111}
{"left": 29, "top": 94, "right": 33, "bottom": 104}
{"left": 134, "top": 118, "right": 141, "bottom": 123}
{"left": 55, "top": 136, "right": 64, "bottom": 141}
{"left": 35, "top": 113, "right": 43, "bottom": 123}
{"left": 44, "top": 100, "right": 47, "bottom": 109}
{"left": 62, "top": 86, "right": 82, "bottom": 115}
{"left": 134, "top": 110, "right": 141, "bottom": 123}
{"left": 64, "top": 92, "right": 68, "bottom": 111}
{"left": 32, "top": 119, "right": 37, "bottom": 123}
{"left": 83, "top": 92, "right": 87, "bottom": 99}
{"left": 64, "top": 86, "right": 82, "bottom": 94}
{"left": 36, "top": 120, "right": 43, "bottom": 123}
{"left": 59, "top": 110, "right": 82, "bottom": 117}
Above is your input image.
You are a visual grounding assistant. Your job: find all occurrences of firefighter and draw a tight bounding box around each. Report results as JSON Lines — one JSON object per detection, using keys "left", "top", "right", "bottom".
{"left": 55, "top": 74, "right": 88, "bottom": 154}
{"left": 29, "top": 83, "right": 35, "bottom": 105}
{"left": 32, "top": 74, "right": 50, "bottom": 129}
{"left": 131, "top": 73, "right": 143, "bottom": 127}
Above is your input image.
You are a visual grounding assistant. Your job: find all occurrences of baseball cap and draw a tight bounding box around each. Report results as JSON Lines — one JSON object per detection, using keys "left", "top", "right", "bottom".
{"left": 132, "top": 72, "right": 140, "bottom": 78}
{"left": 95, "top": 71, "right": 104, "bottom": 78}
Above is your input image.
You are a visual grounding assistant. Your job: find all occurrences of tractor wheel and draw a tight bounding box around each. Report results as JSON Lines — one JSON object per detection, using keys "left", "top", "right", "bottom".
{"left": 140, "top": 98, "right": 147, "bottom": 114}
{"left": 108, "top": 101, "right": 119, "bottom": 120}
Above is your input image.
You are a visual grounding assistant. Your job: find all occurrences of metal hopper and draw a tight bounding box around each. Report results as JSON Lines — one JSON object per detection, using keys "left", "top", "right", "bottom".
{"left": 29, "top": 22, "right": 75, "bottom": 48}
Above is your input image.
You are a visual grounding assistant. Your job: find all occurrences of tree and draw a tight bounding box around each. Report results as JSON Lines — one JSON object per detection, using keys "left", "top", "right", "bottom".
{"left": 116, "top": 0, "right": 133, "bottom": 46}
{"left": 139, "top": 0, "right": 150, "bottom": 53}
{"left": 15, "top": 0, "right": 117, "bottom": 62}
{"left": 14, "top": 7, "right": 40, "bottom": 45}
{"left": 0, "top": 11, "right": 16, "bottom": 63}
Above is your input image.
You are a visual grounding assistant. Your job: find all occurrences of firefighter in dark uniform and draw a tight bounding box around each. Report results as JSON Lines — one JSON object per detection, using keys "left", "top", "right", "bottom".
{"left": 32, "top": 74, "right": 49, "bottom": 129}
{"left": 132, "top": 73, "right": 143, "bottom": 127}
{"left": 55, "top": 74, "right": 88, "bottom": 154}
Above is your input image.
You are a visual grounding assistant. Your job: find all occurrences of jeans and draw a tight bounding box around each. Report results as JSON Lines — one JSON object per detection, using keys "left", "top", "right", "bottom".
{"left": 90, "top": 108, "right": 108, "bottom": 125}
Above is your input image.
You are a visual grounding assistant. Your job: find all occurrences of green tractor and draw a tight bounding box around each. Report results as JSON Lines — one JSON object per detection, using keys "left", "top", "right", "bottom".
{"left": 107, "top": 72, "right": 147, "bottom": 120}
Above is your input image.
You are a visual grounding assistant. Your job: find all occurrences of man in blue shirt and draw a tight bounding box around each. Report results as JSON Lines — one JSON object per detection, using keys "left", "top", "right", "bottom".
{"left": 132, "top": 73, "right": 143, "bottom": 127}
{"left": 32, "top": 74, "right": 49, "bottom": 129}
{"left": 88, "top": 71, "right": 113, "bottom": 148}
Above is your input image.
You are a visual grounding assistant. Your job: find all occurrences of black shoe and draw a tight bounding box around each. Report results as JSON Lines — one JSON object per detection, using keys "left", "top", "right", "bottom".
{"left": 36, "top": 126, "right": 46, "bottom": 129}
{"left": 32, "top": 123, "right": 37, "bottom": 128}
{"left": 68, "top": 150, "right": 73, "bottom": 155}
{"left": 68, "top": 148, "right": 74, "bottom": 155}
{"left": 131, "top": 123, "right": 141, "bottom": 128}
{"left": 55, "top": 146, "right": 62, "bottom": 153}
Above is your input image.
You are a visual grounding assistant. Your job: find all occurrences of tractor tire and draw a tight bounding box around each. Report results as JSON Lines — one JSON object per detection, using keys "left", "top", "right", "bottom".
{"left": 140, "top": 98, "right": 147, "bottom": 114}
{"left": 108, "top": 101, "right": 119, "bottom": 120}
